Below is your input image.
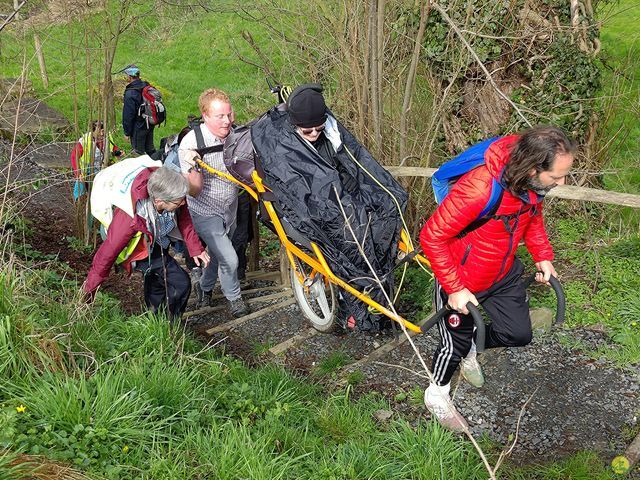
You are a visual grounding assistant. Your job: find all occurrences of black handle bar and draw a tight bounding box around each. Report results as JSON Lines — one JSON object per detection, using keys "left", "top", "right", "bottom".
{"left": 422, "top": 302, "right": 486, "bottom": 353}
{"left": 420, "top": 274, "right": 565, "bottom": 351}
{"left": 522, "top": 273, "right": 566, "bottom": 325}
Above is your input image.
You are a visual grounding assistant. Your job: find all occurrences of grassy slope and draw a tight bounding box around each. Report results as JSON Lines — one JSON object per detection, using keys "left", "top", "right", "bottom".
{"left": 598, "top": 0, "right": 640, "bottom": 193}
{"left": 0, "top": 3, "right": 637, "bottom": 479}
{"left": 0, "top": 4, "right": 276, "bottom": 141}
{"left": 0, "top": 257, "right": 616, "bottom": 480}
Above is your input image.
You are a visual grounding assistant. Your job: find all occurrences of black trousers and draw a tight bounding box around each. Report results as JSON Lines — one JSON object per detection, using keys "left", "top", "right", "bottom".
{"left": 135, "top": 248, "right": 191, "bottom": 322}
{"left": 431, "top": 257, "right": 531, "bottom": 386}
{"left": 131, "top": 126, "right": 156, "bottom": 156}
{"left": 232, "top": 191, "right": 253, "bottom": 280}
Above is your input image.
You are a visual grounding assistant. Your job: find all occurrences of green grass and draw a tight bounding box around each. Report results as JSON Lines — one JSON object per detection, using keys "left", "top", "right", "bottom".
{"left": 1, "top": 253, "right": 622, "bottom": 479}
{"left": 528, "top": 211, "right": 640, "bottom": 366}
{"left": 598, "top": 0, "right": 640, "bottom": 194}
{"left": 0, "top": 3, "right": 278, "bottom": 146}
{"left": 313, "top": 350, "right": 353, "bottom": 377}
{"left": 2, "top": 258, "right": 488, "bottom": 479}
{"left": 500, "top": 450, "right": 616, "bottom": 480}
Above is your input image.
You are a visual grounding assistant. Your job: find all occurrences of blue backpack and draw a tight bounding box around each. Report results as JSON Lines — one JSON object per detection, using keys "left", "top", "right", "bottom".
{"left": 432, "top": 137, "right": 504, "bottom": 225}
{"left": 162, "top": 141, "right": 182, "bottom": 173}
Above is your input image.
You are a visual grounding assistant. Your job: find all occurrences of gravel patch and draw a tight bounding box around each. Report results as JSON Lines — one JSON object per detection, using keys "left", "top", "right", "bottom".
{"left": 355, "top": 327, "right": 639, "bottom": 465}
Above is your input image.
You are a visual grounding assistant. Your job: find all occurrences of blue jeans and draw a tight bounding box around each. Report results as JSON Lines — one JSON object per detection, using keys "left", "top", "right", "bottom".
{"left": 190, "top": 213, "right": 240, "bottom": 301}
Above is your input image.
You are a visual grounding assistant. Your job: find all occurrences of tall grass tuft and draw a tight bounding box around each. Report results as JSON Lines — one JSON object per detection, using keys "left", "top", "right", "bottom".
{"left": 175, "top": 425, "right": 311, "bottom": 480}
{"left": 17, "top": 367, "right": 178, "bottom": 443}
{"left": 0, "top": 449, "right": 36, "bottom": 480}
{"left": 384, "top": 420, "right": 485, "bottom": 479}
{"left": 0, "top": 450, "right": 91, "bottom": 479}
{"left": 315, "top": 389, "right": 380, "bottom": 444}
{"left": 501, "top": 450, "right": 613, "bottom": 479}
{"left": 0, "top": 264, "right": 68, "bottom": 380}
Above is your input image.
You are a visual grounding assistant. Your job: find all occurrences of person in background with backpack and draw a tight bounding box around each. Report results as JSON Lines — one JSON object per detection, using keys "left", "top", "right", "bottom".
{"left": 419, "top": 126, "right": 575, "bottom": 432}
{"left": 70, "top": 120, "right": 123, "bottom": 200}
{"left": 178, "top": 88, "right": 249, "bottom": 318}
{"left": 121, "top": 64, "right": 157, "bottom": 156}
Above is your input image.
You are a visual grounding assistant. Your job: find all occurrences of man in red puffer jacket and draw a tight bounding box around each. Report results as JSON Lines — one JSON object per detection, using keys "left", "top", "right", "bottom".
{"left": 419, "top": 126, "right": 575, "bottom": 432}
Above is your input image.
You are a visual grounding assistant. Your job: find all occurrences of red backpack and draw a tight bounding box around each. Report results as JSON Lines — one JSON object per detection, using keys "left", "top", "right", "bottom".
{"left": 139, "top": 83, "right": 166, "bottom": 127}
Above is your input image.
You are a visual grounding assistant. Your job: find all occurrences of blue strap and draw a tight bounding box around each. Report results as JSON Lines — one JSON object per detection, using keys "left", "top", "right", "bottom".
{"left": 479, "top": 178, "right": 503, "bottom": 218}
{"left": 73, "top": 180, "right": 86, "bottom": 200}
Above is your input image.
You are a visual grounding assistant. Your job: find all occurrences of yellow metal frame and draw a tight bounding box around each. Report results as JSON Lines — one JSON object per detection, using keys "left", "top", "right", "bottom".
{"left": 197, "top": 159, "right": 259, "bottom": 201}
{"left": 197, "top": 160, "right": 428, "bottom": 333}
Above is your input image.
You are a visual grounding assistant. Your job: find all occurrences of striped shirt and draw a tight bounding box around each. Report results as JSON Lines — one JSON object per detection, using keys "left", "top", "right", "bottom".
{"left": 179, "top": 126, "right": 238, "bottom": 227}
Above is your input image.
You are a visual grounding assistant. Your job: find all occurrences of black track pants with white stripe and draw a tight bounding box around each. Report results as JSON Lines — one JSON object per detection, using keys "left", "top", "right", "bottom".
{"left": 431, "top": 257, "right": 532, "bottom": 386}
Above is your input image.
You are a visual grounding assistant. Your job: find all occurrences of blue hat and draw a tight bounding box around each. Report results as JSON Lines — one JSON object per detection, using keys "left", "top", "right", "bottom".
{"left": 122, "top": 64, "right": 140, "bottom": 76}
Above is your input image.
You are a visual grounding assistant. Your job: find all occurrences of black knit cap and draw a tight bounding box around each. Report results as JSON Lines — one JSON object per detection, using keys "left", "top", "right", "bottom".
{"left": 287, "top": 83, "right": 327, "bottom": 128}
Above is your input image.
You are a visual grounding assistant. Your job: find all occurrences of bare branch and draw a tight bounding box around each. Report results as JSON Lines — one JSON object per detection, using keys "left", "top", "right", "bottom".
{"left": 0, "top": 0, "right": 26, "bottom": 33}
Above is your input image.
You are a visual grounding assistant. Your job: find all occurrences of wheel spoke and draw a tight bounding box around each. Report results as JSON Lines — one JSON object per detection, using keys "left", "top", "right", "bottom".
{"left": 312, "top": 279, "right": 332, "bottom": 318}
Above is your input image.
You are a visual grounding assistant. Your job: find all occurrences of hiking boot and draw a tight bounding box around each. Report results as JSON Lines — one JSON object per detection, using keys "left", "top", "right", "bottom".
{"left": 193, "top": 281, "right": 204, "bottom": 307}
{"left": 460, "top": 353, "right": 485, "bottom": 388}
{"left": 195, "top": 289, "right": 213, "bottom": 309}
{"left": 229, "top": 298, "right": 249, "bottom": 318}
{"left": 424, "top": 384, "right": 469, "bottom": 433}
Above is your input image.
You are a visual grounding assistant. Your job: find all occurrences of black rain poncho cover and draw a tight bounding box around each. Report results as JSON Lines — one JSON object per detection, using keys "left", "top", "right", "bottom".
{"left": 251, "top": 107, "right": 408, "bottom": 331}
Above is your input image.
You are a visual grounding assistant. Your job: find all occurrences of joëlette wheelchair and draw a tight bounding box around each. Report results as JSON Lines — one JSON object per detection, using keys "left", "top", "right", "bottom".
{"left": 191, "top": 80, "right": 564, "bottom": 349}
{"left": 196, "top": 156, "right": 565, "bottom": 353}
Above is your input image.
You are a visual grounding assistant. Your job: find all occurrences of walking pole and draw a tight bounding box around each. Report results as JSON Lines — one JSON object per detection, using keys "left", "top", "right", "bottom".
{"left": 159, "top": 247, "right": 173, "bottom": 324}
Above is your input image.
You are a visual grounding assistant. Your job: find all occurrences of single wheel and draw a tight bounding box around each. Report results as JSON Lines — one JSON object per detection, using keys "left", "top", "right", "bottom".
{"left": 290, "top": 259, "right": 337, "bottom": 332}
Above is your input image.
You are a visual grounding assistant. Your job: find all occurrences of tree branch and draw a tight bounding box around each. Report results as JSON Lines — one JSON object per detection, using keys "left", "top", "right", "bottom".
{"left": 0, "top": 0, "right": 26, "bottom": 33}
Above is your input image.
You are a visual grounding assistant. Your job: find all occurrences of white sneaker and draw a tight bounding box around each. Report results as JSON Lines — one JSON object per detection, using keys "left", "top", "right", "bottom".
{"left": 460, "top": 353, "right": 485, "bottom": 388}
{"left": 424, "top": 384, "right": 469, "bottom": 433}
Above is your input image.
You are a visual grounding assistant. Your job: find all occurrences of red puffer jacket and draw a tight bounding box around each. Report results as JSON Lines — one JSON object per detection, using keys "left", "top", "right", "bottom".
{"left": 420, "top": 135, "right": 554, "bottom": 294}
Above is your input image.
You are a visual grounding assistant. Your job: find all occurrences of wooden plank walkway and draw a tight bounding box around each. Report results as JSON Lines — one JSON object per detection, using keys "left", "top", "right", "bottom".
{"left": 184, "top": 289, "right": 291, "bottom": 319}
{"left": 206, "top": 297, "right": 297, "bottom": 335}
{"left": 336, "top": 311, "right": 436, "bottom": 382}
{"left": 269, "top": 327, "right": 320, "bottom": 355}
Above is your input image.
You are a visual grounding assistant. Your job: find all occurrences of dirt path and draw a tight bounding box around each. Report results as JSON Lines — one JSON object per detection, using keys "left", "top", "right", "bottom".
{"left": 4, "top": 145, "right": 638, "bottom": 468}
{"left": 190, "top": 294, "right": 638, "bottom": 466}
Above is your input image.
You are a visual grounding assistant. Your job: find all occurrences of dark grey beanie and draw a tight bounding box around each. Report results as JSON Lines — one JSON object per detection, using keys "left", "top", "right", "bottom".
{"left": 287, "top": 84, "right": 327, "bottom": 128}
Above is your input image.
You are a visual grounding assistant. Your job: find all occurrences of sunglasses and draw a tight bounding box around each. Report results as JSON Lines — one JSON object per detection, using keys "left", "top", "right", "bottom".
{"left": 299, "top": 124, "right": 325, "bottom": 135}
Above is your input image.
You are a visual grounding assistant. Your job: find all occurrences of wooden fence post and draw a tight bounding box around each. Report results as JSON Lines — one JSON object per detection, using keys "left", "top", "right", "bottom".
{"left": 33, "top": 34, "right": 48, "bottom": 89}
{"left": 279, "top": 245, "right": 291, "bottom": 287}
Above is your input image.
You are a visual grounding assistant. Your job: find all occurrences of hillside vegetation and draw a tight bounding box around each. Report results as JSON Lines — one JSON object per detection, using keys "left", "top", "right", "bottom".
{"left": 598, "top": 0, "right": 640, "bottom": 194}
{"left": 0, "top": 0, "right": 638, "bottom": 478}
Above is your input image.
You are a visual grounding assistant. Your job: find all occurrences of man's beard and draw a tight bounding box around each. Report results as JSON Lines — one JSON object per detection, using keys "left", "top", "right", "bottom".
{"left": 528, "top": 176, "right": 554, "bottom": 196}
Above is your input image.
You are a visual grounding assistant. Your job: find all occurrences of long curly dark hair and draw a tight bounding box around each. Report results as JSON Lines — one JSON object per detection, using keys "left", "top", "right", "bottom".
{"left": 502, "top": 126, "right": 576, "bottom": 195}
